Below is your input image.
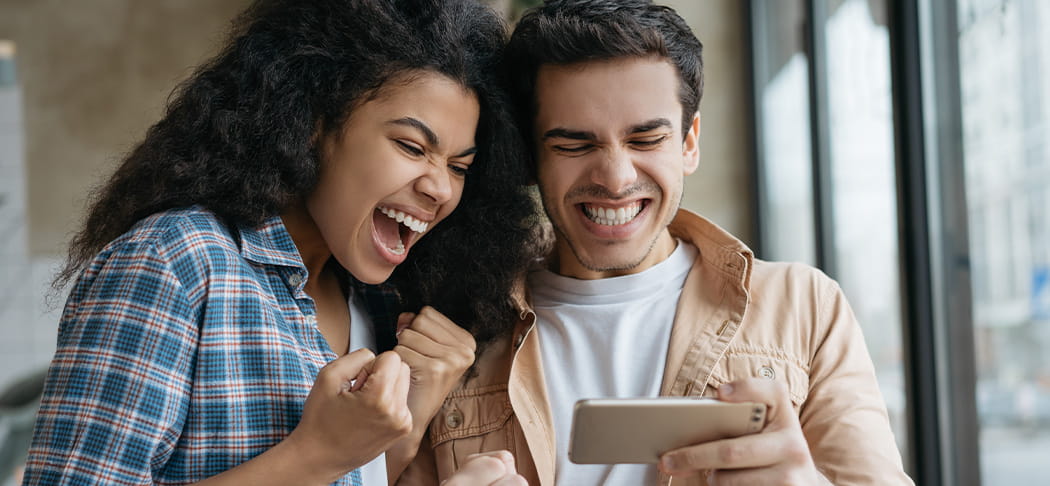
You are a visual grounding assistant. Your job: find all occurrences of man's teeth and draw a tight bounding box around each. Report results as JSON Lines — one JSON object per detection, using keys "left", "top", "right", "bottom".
{"left": 390, "top": 241, "right": 406, "bottom": 255}
{"left": 379, "top": 207, "right": 429, "bottom": 234}
{"left": 583, "top": 203, "right": 642, "bottom": 226}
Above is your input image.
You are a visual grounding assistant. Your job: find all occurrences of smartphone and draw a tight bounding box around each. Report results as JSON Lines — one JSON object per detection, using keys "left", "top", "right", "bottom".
{"left": 568, "top": 397, "right": 767, "bottom": 464}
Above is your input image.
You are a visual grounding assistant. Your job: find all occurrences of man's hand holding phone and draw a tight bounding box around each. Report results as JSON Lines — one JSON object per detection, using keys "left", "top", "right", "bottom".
{"left": 568, "top": 397, "right": 766, "bottom": 465}
{"left": 658, "top": 378, "right": 834, "bottom": 485}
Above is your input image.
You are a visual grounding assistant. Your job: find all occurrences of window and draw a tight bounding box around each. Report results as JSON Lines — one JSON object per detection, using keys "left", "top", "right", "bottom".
{"left": 821, "top": 0, "right": 908, "bottom": 459}
{"left": 750, "top": 0, "right": 910, "bottom": 463}
{"left": 954, "top": 0, "right": 1050, "bottom": 482}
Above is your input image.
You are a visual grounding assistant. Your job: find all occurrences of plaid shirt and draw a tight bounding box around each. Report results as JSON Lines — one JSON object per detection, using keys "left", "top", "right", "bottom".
{"left": 24, "top": 206, "right": 399, "bottom": 485}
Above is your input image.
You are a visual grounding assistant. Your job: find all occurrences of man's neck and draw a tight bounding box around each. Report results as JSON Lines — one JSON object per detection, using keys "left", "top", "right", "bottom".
{"left": 551, "top": 230, "right": 678, "bottom": 280}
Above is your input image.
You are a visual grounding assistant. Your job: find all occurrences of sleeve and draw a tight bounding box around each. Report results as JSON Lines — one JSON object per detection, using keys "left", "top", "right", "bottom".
{"left": 22, "top": 240, "right": 199, "bottom": 485}
{"left": 800, "top": 278, "right": 915, "bottom": 486}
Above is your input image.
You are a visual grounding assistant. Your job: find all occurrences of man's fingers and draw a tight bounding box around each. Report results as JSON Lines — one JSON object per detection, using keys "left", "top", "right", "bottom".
{"left": 660, "top": 429, "right": 792, "bottom": 475}
{"left": 443, "top": 455, "right": 507, "bottom": 485}
{"left": 466, "top": 451, "right": 516, "bottom": 471}
{"left": 707, "top": 465, "right": 803, "bottom": 486}
{"left": 490, "top": 475, "right": 528, "bottom": 486}
{"left": 718, "top": 378, "right": 794, "bottom": 428}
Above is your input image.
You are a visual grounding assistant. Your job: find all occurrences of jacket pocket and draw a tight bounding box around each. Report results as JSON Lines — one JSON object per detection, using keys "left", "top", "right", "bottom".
{"left": 429, "top": 384, "right": 518, "bottom": 475}
{"left": 708, "top": 349, "right": 811, "bottom": 410}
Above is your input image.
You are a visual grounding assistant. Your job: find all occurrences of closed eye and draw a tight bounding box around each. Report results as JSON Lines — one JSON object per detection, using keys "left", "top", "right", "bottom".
{"left": 395, "top": 140, "right": 425, "bottom": 157}
{"left": 449, "top": 164, "right": 471, "bottom": 177}
{"left": 552, "top": 144, "right": 595, "bottom": 154}
{"left": 629, "top": 135, "right": 668, "bottom": 149}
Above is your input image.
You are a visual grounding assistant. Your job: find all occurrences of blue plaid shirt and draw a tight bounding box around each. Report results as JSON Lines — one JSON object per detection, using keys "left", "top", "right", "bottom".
{"left": 24, "top": 206, "right": 398, "bottom": 485}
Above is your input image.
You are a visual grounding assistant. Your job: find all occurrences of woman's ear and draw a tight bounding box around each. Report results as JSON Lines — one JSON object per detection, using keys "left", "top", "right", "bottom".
{"left": 682, "top": 112, "right": 700, "bottom": 175}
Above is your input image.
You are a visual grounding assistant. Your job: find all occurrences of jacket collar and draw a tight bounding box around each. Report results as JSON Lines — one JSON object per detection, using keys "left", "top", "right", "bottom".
{"left": 668, "top": 209, "right": 755, "bottom": 293}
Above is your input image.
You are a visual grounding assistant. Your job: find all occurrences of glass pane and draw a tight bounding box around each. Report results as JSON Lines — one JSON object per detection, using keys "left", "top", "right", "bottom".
{"left": 822, "top": 0, "right": 909, "bottom": 458}
{"left": 956, "top": 0, "right": 1050, "bottom": 483}
{"left": 752, "top": 0, "right": 818, "bottom": 265}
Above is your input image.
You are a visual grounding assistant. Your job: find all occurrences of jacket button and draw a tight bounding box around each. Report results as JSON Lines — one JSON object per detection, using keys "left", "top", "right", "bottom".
{"left": 758, "top": 366, "right": 776, "bottom": 380}
{"left": 445, "top": 409, "right": 464, "bottom": 429}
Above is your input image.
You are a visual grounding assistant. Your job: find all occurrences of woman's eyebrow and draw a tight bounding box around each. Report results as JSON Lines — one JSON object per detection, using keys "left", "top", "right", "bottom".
{"left": 387, "top": 117, "right": 439, "bottom": 146}
{"left": 453, "top": 147, "right": 478, "bottom": 158}
{"left": 388, "top": 117, "right": 476, "bottom": 157}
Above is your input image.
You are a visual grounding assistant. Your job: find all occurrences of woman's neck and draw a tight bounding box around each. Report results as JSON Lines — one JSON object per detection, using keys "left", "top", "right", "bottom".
{"left": 280, "top": 201, "right": 332, "bottom": 291}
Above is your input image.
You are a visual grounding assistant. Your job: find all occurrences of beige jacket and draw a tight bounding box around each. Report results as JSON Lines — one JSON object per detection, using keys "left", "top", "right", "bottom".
{"left": 399, "top": 210, "right": 913, "bottom": 486}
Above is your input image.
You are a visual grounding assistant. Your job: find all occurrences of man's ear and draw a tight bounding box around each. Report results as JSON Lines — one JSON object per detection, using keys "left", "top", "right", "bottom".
{"left": 682, "top": 111, "right": 700, "bottom": 175}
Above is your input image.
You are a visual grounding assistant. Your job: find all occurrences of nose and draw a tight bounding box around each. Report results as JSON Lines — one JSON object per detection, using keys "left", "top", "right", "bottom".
{"left": 590, "top": 147, "right": 638, "bottom": 195}
{"left": 416, "top": 163, "right": 454, "bottom": 205}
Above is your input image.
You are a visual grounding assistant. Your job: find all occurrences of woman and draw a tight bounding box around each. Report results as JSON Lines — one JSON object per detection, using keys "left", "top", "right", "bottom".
{"left": 22, "top": 0, "right": 533, "bottom": 485}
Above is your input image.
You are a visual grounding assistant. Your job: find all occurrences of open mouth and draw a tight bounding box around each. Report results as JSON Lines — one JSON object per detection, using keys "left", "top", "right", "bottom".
{"left": 373, "top": 206, "right": 430, "bottom": 256}
{"left": 581, "top": 200, "right": 646, "bottom": 226}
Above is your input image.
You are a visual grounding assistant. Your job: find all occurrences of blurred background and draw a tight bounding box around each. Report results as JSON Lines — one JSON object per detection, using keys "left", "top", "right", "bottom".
{"left": 0, "top": 1, "right": 1046, "bottom": 485}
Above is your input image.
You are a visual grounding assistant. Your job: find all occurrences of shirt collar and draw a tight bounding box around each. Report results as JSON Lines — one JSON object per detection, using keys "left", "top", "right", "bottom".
{"left": 236, "top": 215, "right": 306, "bottom": 269}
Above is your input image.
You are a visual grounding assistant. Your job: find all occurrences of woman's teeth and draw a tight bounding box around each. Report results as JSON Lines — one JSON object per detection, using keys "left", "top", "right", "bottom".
{"left": 583, "top": 203, "right": 642, "bottom": 226}
{"left": 379, "top": 207, "right": 430, "bottom": 234}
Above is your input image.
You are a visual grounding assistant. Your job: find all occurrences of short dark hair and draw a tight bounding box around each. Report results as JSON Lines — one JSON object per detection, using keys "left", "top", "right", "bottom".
{"left": 58, "top": 0, "right": 537, "bottom": 346}
{"left": 505, "top": 0, "right": 704, "bottom": 152}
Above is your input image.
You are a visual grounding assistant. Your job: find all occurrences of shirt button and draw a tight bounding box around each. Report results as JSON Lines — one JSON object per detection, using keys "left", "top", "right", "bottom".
{"left": 288, "top": 273, "right": 303, "bottom": 287}
{"left": 445, "top": 409, "right": 464, "bottom": 429}
{"left": 758, "top": 366, "right": 776, "bottom": 380}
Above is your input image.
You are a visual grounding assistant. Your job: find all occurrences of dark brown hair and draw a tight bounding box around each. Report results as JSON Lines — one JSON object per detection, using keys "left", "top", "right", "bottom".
{"left": 505, "top": 0, "right": 704, "bottom": 163}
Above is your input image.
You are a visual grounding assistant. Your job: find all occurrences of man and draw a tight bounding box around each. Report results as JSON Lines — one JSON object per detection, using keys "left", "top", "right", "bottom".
{"left": 400, "top": 1, "right": 913, "bottom": 485}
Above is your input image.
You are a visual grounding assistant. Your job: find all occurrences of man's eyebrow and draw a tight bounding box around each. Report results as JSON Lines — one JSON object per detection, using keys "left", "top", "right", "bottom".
{"left": 628, "top": 118, "right": 673, "bottom": 134}
{"left": 388, "top": 117, "right": 439, "bottom": 146}
{"left": 541, "top": 128, "right": 598, "bottom": 141}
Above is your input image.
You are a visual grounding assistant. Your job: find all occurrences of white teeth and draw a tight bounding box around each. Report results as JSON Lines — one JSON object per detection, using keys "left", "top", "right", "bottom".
{"left": 379, "top": 207, "right": 430, "bottom": 234}
{"left": 583, "top": 203, "right": 642, "bottom": 226}
{"left": 390, "top": 241, "right": 406, "bottom": 255}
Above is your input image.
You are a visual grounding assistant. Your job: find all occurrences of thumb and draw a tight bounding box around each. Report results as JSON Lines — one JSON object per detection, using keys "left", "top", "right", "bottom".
{"left": 317, "top": 348, "right": 375, "bottom": 392}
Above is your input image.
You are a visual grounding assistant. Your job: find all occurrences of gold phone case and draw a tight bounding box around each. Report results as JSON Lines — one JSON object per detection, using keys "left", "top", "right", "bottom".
{"left": 568, "top": 398, "right": 767, "bottom": 464}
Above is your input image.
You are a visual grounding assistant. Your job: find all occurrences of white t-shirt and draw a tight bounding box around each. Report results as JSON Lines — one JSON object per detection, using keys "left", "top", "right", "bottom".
{"left": 348, "top": 291, "right": 388, "bottom": 486}
{"left": 530, "top": 241, "right": 697, "bottom": 486}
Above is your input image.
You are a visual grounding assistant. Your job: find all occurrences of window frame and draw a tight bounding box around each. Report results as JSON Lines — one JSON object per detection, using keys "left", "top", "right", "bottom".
{"left": 746, "top": 1, "right": 984, "bottom": 484}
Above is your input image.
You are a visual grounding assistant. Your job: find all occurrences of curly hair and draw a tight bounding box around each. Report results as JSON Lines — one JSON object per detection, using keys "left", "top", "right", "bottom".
{"left": 57, "top": 0, "right": 537, "bottom": 348}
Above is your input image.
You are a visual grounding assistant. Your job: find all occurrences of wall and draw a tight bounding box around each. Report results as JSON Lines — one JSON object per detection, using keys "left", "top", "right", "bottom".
{"left": 666, "top": 0, "right": 755, "bottom": 245}
{"left": 0, "top": 0, "right": 754, "bottom": 390}
{"left": 0, "top": 0, "right": 250, "bottom": 391}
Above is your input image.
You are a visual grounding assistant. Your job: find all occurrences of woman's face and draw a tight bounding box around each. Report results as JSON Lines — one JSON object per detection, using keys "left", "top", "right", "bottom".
{"left": 307, "top": 71, "right": 480, "bottom": 284}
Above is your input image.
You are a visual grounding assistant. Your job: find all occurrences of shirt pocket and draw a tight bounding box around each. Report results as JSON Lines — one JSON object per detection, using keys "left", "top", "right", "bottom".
{"left": 706, "top": 350, "right": 811, "bottom": 411}
{"left": 429, "top": 384, "right": 517, "bottom": 474}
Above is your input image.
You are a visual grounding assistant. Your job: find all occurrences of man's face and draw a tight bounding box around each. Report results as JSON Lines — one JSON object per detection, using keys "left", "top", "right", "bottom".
{"left": 533, "top": 57, "right": 700, "bottom": 279}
